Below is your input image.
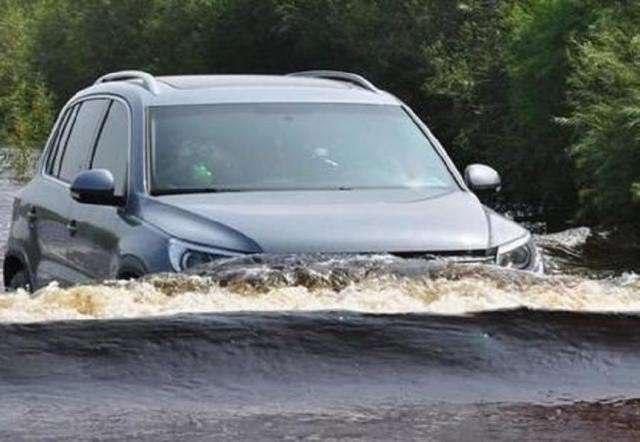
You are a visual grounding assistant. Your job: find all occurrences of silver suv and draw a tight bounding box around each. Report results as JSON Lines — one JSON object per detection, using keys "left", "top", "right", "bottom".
{"left": 3, "top": 70, "right": 542, "bottom": 291}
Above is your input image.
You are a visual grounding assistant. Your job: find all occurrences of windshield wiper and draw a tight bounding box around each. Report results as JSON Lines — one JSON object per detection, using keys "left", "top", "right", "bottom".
{"left": 152, "top": 185, "right": 362, "bottom": 195}
{"left": 151, "top": 187, "right": 257, "bottom": 196}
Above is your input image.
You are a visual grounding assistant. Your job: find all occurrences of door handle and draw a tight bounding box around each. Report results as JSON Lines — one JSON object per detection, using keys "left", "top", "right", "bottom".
{"left": 66, "top": 220, "right": 78, "bottom": 235}
{"left": 27, "top": 207, "right": 37, "bottom": 229}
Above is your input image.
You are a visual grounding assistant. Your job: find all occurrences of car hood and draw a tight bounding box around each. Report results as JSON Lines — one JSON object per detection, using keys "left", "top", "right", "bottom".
{"left": 146, "top": 188, "right": 527, "bottom": 254}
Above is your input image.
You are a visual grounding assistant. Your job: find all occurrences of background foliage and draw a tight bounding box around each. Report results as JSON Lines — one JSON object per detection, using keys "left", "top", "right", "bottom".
{"left": 0, "top": 0, "right": 637, "bottom": 229}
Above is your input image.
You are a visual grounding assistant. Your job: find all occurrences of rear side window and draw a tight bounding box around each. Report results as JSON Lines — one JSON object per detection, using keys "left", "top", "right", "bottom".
{"left": 57, "top": 99, "right": 109, "bottom": 182}
{"left": 91, "top": 100, "right": 129, "bottom": 197}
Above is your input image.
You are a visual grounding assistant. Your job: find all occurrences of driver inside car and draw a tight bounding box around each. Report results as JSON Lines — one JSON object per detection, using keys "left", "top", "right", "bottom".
{"left": 156, "top": 138, "right": 234, "bottom": 189}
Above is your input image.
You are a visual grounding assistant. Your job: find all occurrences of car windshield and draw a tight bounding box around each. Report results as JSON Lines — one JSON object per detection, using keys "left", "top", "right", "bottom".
{"left": 149, "top": 103, "right": 458, "bottom": 194}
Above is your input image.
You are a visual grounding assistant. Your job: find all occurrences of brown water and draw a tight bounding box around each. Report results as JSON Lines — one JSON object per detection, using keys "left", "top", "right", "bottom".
{"left": 1, "top": 178, "right": 639, "bottom": 441}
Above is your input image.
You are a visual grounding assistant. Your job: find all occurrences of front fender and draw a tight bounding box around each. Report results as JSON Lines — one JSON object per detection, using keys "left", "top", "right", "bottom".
{"left": 115, "top": 214, "right": 173, "bottom": 275}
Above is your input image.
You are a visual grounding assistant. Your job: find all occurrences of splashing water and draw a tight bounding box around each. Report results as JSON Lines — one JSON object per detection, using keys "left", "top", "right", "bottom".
{"left": 1, "top": 256, "right": 638, "bottom": 323}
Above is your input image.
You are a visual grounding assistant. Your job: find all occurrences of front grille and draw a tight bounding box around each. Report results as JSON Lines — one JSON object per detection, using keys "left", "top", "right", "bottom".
{"left": 390, "top": 249, "right": 497, "bottom": 265}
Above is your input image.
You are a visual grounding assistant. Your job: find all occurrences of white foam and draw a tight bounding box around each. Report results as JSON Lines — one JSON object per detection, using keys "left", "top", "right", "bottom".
{"left": 537, "top": 227, "right": 592, "bottom": 248}
{"left": 1, "top": 272, "right": 639, "bottom": 324}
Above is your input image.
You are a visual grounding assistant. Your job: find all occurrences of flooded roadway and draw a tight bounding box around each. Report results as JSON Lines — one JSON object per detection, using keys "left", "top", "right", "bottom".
{"left": 1, "top": 177, "right": 639, "bottom": 440}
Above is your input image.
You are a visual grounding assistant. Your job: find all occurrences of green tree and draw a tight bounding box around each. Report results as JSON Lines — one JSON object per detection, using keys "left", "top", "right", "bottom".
{"left": 564, "top": 4, "right": 640, "bottom": 224}
{"left": 0, "top": 1, "right": 54, "bottom": 178}
{"left": 501, "top": 0, "right": 602, "bottom": 226}
{"left": 0, "top": 0, "right": 637, "bottom": 231}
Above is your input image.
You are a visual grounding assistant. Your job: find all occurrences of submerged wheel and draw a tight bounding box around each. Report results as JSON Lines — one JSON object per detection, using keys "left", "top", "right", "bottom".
{"left": 7, "top": 270, "right": 30, "bottom": 292}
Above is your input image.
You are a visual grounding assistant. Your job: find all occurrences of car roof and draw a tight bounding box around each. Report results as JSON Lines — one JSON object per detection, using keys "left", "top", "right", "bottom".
{"left": 76, "top": 71, "right": 402, "bottom": 107}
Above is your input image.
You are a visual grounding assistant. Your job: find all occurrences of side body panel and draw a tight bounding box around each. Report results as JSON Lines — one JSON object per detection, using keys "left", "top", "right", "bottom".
{"left": 9, "top": 177, "right": 81, "bottom": 289}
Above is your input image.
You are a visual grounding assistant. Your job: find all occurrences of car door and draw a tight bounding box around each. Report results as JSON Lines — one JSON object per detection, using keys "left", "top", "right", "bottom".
{"left": 23, "top": 104, "right": 78, "bottom": 288}
{"left": 66, "top": 99, "right": 131, "bottom": 281}
{"left": 40, "top": 98, "right": 110, "bottom": 286}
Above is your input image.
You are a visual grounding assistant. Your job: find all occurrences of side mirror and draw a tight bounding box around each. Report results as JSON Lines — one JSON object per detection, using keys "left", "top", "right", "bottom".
{"left": 464, "top": 164, "right": 501, "bottom": 192}
{"left": 70, "top": 169, "right": 122, "bottom": 206}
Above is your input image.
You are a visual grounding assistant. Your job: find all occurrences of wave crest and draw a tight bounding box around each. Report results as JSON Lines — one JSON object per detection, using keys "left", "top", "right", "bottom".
{"left": 1, "top": 256, "right": 638, "bottom": 323}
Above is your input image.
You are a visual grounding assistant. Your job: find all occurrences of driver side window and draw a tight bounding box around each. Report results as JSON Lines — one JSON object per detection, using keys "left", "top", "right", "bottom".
{"left": 90, "top": 100, "right": 129, "bottom": 197}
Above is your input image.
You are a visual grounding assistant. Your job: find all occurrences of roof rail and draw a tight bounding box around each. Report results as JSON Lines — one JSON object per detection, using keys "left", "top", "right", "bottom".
{"left": 94, "top": 70, "right": 159, "bottom": 95}
{"left": 288, "top": 70, "right": 378, "bottom": 93}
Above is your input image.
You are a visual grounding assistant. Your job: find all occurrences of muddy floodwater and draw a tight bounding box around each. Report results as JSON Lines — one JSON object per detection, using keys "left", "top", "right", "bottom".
{"left": 0, "top": 177, "right": 639, "bottom": 440}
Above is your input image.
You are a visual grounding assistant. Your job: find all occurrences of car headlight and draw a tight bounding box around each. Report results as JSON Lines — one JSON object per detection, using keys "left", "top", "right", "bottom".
{"left": 168, "top": 238, "right": 244, "bottom": 271}
{"left": 496, "top": 235, "right": 538, "bottom": 271}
